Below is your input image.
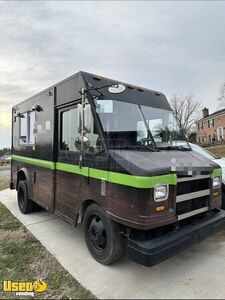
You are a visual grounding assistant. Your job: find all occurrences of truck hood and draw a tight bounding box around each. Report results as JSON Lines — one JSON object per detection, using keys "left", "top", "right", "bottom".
{"left": 109, "top": 149, "right": 220, "bottom": 177}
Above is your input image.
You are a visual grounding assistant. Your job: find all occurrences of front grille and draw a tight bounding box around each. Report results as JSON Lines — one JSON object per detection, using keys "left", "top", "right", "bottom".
{"left": 176, "top": 175, "right": 211, "bottom": 221}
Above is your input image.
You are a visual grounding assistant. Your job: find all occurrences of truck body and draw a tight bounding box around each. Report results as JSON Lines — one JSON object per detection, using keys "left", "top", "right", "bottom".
{"left": 11, "top": 71, "right": 225, "bottom": 266}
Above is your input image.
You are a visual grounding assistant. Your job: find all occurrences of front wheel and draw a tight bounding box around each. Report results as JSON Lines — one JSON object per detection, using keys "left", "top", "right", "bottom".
{"left": 222, "top": 189, "right": 225, "bottom": 210}
{"left": 83, "top": 203, "right": 124, "bottom": 265}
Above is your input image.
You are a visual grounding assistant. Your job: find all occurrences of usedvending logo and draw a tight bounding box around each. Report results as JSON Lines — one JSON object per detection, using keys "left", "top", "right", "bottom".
{"left": 3, "top": 280, "right": 47, "bottom": 297}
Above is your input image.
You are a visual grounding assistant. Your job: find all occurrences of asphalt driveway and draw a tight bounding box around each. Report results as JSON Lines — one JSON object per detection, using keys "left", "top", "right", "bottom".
{"left": 1, "top": 189, "right": 225, "bottom": 299}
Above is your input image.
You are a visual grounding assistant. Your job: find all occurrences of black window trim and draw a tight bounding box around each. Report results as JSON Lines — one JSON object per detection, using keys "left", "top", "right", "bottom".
{"left": 19, "top": 110, "right": 36, "bottom": 146}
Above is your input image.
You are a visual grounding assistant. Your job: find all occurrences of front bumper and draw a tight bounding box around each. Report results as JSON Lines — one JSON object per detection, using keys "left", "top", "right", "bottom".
{"left": 128, "top": 210, "right": 225, "bottom": 267}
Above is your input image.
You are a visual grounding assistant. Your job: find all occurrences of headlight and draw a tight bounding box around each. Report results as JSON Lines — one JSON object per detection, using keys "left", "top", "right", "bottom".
{"left": 212, "top": 177, "right": 221, "bottom": 189}
{"left": 154, "top": 184, "right": 168, "bottom": 202}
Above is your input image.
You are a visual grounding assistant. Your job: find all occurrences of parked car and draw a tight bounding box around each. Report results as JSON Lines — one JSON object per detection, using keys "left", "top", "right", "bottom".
{"left": 190, "top": 143, "right": 225, "bottom": 208}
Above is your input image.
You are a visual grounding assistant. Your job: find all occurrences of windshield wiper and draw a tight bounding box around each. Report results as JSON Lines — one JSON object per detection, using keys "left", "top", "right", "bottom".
{"left": 158, "top": 145, "right": 191, "bottom": 151}
{"left": 108, "top": 145, "right": 157, "bottom": 152}
{"left": 108, "top": 146, "right": 134, "bottom": 150}
{"left": 137, "top": 105, "right": 157, "bottom": 150}
{"left": 136, "top": 144, "right": 158, "bottom": 152}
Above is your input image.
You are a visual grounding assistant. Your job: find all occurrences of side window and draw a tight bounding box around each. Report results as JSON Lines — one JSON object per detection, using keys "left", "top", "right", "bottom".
{"left": 61, "top": 107, "right": 79, "bottom": 151}
{"left": 60, "top": 104, "right": 102, "bottom": 153}
{"left": 28, "top": 111, "right": 35, "bottom": 144}
{"left": 19, "top": 111, "right": 35, "bottom": 145}
{"left": 20, "top": 113, "right": 28, "bottom": 144}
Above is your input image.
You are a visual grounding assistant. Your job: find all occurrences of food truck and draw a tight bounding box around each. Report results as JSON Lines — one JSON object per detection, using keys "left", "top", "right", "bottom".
{"left": 11, "top": 71, "right": 225, "bottom": 266}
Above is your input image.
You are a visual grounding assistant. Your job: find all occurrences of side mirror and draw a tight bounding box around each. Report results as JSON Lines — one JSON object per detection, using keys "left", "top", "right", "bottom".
{"left": 74, "top": 135, "right": 90, "bottom": 152}
{"left": 77, "top": 103, "right": 93, "bottom": 134}
{"left": 78, "top": 103, "right": 82, "bottom": 133}
{"left": 84, "top": 104, "right": 92, "bottom": 133}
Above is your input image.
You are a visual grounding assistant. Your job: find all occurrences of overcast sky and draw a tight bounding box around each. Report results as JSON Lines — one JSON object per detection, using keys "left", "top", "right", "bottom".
{"left": 1, "top": 1, "right": 225, "bottom": 148}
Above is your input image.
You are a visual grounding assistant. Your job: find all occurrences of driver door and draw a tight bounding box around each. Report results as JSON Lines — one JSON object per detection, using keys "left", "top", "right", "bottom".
{"left": 55, "top": 103, "right": 82, "bottom": 223}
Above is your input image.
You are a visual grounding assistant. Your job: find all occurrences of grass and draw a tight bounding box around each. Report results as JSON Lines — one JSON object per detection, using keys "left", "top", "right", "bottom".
{"left": 205, "top": 144, "right": 225, "bottom": 157}
{"left": 0, "top": 177, "right": 10, "bottom": 191}
{"left": 0, "top": 165, "right": 10, "bottom": 171}
{"left": 0, "top": 179, "right": 95, "bottom": 299}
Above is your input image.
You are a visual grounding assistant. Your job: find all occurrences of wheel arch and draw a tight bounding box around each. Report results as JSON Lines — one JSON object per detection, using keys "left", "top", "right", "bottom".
{"left": 17, "top": 168, "right": 32, "bottom": 200}
{"left": 76, "top": 199, "right": 99, "bottom": 225}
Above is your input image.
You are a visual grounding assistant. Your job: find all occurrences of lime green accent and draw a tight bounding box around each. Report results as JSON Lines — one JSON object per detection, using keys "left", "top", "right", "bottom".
{"left": 108, "top": 172, "right": 177, "bottom": 188}
{"left": 13, "top": 155, "right": 177, "bottom": 189}
{"left": 56, "top": 162, "right": 89, "bottom": 176}
{"left": 12, "top": 155, "right": 55, "bottom": 170}
{"left": 211, "top": 168, "right": 222, "bottom": 178}
{"left": 56, "top": 162, "right": 177, "bottom": 188}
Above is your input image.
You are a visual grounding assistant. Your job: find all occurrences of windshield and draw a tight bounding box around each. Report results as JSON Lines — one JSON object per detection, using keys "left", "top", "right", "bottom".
{"left": 94, "top": 99, "right": 190, "bottom": 150}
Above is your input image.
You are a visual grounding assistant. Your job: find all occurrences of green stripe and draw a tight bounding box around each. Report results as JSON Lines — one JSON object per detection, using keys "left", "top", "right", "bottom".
{"left": 108, "top": 171, "right": 176, "bottom": 188}
{"left": 56, "top": 162, "right": 89, "bottom": 176}
{"left": 56, "top": 162, "right": 176, "bottom": 188}
{"left": 12, "top": 155, "right": 55, "bottom": 170}
{"left": 13, "top": 155, "right": 177, "bottom": 189}
{"left": 211, "top": 168, "right": 222, "bottom": 177}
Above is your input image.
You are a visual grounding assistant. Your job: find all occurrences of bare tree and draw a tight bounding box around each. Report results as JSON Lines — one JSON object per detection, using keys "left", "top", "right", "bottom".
{"left": 217, "top": 83, "right": 225, "bottom": 106}
{"left": 169, "top": 94, "right": 201, "bottom": 137}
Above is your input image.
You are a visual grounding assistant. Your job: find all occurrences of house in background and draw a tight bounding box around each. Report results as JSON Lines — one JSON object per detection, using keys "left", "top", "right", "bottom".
{"left": 196, "top": 107, "right": 225, "bottom": 145}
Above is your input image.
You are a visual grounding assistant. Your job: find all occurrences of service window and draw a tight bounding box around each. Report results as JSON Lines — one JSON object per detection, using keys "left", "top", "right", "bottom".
{"left": 19, "top": 111, "right": 36, "bottom": 145}
{"left": 20, "top": 113, "right": 28, "bottom": 144}
{"left": 28, "top": 111, "right": 35, "bottom": 144}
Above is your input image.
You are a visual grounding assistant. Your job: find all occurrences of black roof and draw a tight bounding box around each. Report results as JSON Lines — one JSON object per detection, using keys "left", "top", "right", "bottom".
{"left": 197, "top": 107, "right": 225, "bottom": 122}
{"left": 13, "top": 71, "right": 171, "bottom": 111}
{"left": 81, "top": 72, "right": 171, "bottom": 110}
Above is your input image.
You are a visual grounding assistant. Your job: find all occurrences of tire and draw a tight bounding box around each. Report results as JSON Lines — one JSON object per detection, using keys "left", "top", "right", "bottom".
{"left": 17, "top": 180, "right": 35, "bottom": 214}
{"left": 83, "top": 203, "right": 124, "bottom": 265}
{"left": 222, "top": 189, "right": 225, "bottom": 210}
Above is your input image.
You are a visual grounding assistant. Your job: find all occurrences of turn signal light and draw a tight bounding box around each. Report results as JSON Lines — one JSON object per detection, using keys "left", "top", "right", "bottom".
{"left": 212, "top": 191, "right": 219, "bottom": 197}
{"left": 155, "top": 205, "right": 165, "bottom": 212}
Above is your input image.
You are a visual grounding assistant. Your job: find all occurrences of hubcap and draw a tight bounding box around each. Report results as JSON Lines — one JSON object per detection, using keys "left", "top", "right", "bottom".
{"left": 88, "top": 216, "right": 107, "bottom": 252}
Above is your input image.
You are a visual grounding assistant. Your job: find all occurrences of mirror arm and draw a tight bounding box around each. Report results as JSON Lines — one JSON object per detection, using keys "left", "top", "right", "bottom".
{"left": 79, "top": 87, "right": 85, "bottom": 168}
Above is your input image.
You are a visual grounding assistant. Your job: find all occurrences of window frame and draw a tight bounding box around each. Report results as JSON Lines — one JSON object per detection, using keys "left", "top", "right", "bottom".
{"left": 19, "top": 111, "right": 36, "bottom": 146}
{"left": 59, "top": 101, "right": 104, "bottom": 155}
{"left": 60, "top": 104, "right": 80, "bottom": 152}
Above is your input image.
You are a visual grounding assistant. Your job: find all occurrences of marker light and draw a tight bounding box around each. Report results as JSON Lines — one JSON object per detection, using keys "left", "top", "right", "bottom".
{"left": 155, "top": 205, "right": 165, "bottom": 212}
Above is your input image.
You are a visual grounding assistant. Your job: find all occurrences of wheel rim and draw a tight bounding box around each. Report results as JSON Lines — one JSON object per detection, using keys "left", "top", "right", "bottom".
{"left": 18, "top": 188, "right": 25, "bottom": 210}
{"left": 88, "top": 215, "right": 107, "bottom": 252}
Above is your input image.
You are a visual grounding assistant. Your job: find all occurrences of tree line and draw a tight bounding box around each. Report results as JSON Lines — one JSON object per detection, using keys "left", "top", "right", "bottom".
{"left": 0, "top": 148, "right": 11, "bottom": 157}
{"left": 169, "top": 82, "right": 225, "bottom": 142}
